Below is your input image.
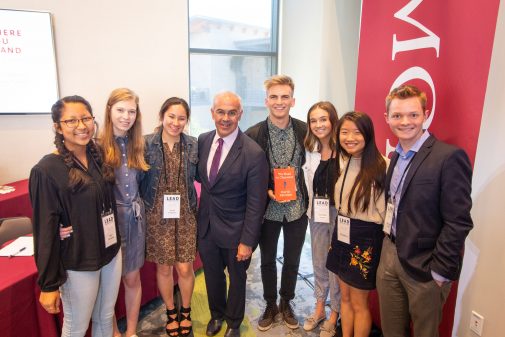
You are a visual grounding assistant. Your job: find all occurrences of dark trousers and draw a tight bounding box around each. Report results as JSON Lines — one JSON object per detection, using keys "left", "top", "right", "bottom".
{"left": 259, "top": 214, "right": 308, "bottom": 303}
{"left": 198, "top": 235, "right": 251, "bottom": 329}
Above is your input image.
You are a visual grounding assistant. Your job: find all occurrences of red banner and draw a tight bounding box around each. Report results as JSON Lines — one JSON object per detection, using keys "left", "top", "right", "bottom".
{"left": 355, "top": 0, "right": 500, "bottom": 165}
{"left": 355, "top": 1, "right": 500, "bottom": 336}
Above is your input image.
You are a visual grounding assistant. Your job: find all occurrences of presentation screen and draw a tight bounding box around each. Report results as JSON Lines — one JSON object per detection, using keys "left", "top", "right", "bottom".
{"left": 0, "top": 9, "right": 59, "bottom": 114}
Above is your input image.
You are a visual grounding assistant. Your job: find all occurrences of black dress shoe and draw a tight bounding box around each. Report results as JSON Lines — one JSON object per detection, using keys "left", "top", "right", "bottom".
{"left": 224, "top": 327, "right": 240, "bottom": 337}
{"left": 206, "top": 318, "right": 224, "bottom": 336}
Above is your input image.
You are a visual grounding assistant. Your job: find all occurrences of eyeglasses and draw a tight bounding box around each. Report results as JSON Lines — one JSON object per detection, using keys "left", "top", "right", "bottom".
{"left": 59, "top": 116, "right": 95, "bottom": 128}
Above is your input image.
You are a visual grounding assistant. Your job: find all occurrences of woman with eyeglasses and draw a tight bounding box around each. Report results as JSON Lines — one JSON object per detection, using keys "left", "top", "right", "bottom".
{"left": 29, "top": 95, "right": 122, "bottom": 337}
{"left": 141, "top": 97, "right": 198, "bottom": 337}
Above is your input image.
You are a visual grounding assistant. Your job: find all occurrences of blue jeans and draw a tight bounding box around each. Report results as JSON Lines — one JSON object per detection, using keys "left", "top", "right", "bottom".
{"left": 60, "top": 250, "right": 122, "bottom": 337}
{"left": 309, "top": 206, "right": 341, "bottom": 312}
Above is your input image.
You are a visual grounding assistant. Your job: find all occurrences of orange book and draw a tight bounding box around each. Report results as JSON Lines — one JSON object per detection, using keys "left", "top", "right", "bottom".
{"left": 273, "top": 167, "right": 297, "bottom": 202}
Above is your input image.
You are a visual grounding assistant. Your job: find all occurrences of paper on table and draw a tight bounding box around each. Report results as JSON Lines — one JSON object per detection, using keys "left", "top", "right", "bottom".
{"left": 0, "top": 236, "right": 34, "bottom": 257}
{"left": 0, "top": 185, "right": 15, "bottom": 194}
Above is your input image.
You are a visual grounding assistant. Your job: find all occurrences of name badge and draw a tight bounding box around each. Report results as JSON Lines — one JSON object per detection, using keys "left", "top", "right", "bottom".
{"left": 163, "top": 193, "right": 181, "bottom": 219}
{"left": 273, "top": 167, "right": 297, "bottom": 202}
{"left": 102, "top": 211, "right": 117, "bottom": 248}
{"left": 337, "top": 214, "right": 350, "bottom": 244}
{"left": 313, "top": 197, "right": 330, "bottom": 223}
{"left": 383, "top": 199, "right": 395, "bottom": 235}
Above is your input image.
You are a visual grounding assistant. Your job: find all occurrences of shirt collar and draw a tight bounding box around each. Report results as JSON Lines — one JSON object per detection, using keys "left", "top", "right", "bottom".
{"left": 267, "top": 116, "right": 292, "bottom": 131}
{"left": 213, "top": 126, "right": 239, "bottom": 146}
{"left": 395, "top": 130, "right": 430, "bottom": 158}
{"left": 115, "top": 134, "right": 128, "bottom": 142}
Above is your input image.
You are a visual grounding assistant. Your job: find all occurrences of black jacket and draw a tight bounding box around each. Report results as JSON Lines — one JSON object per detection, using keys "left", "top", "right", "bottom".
{"left": 386, "top": 135, "right": 473, "bottom": 282}
{"left": 29, "top": 152, "right": 120, "bottom": 292}
{"left": 245, "top": 117, "right": 309, "bottom": 210}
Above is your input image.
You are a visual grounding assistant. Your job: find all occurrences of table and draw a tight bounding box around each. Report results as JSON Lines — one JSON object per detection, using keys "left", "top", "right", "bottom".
{"left": 0, "top": 179, "right": 32, "bottom": 219}
{"left": 0, "top": 254, "right": 59, "bottom": 337}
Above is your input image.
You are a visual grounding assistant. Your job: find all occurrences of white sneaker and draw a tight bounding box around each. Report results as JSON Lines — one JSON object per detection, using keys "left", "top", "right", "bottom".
{"left": 303, "top": 313, "right": 326, "bottom": 331}
{"left": 319, "top": 320, "right": 336, "bottom": 337}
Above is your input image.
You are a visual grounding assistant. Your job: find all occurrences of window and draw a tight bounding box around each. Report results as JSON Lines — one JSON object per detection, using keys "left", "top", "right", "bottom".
{"left": 189, "top": 0, "right": 279, "bottom": 134}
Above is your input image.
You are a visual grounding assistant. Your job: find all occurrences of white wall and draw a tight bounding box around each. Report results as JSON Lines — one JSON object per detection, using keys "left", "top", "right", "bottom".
{"left": 280, "top": 0, "right": 360, "bottom": 121}
{"left": 454, "top": 2, "right": 505, "bottom": 336}
{"left": 0, "top": 0, "right": 189, "bottom": 184}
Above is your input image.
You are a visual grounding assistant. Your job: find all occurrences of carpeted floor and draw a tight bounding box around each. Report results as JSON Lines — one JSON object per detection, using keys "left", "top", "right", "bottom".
{"left": 120, "top": 232, "right": 341, "bottom": 337}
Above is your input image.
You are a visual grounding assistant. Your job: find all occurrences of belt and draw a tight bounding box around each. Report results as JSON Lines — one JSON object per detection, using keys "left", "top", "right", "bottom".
{"left": 386, "top": 233, "right": 396, "bottom": 243}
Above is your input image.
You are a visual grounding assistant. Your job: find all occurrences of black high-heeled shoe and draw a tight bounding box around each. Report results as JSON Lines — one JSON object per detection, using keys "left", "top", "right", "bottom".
{"left": 179, "top": 306, "right": 192, "bottom": 337}
{"left": 165, "top": 307, "right": 179, "bottom": 337}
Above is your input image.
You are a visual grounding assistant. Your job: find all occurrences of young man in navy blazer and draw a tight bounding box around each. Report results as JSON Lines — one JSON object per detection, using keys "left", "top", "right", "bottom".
{"left": 197, "top": 91, "right": 268, "bottom": 337}
{"left": 376, "top": 84, "right": 474, "bottom": 337}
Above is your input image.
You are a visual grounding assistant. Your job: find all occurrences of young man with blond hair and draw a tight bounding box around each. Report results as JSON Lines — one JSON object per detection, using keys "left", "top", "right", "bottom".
{"left": 246, "top": 75, "right": 308, "bottom": 331}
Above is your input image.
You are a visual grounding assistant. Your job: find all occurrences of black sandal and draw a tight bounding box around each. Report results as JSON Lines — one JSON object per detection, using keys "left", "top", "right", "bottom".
{"left": 179, "top": 306, "right": 192, "bottom": 337}
{"left": 166, "top": 307, "right": 179, "bottom": 337}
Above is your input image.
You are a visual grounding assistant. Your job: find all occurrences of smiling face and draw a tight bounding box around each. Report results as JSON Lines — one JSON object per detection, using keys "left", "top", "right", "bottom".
{"left": 309, "top": 107, "right": 332, "bottom": 143}
{"left": 56, "top": 102, "right": 95, "bottom": 152}
{"left": 265, "top": 84, "right": 295, "bottom": 121}
{"left": 110, "top": 99, "right": 137, "bottom": 136}
{"left": 339, "top": 119, "right": 365, "bottom": 157}
{"left": 162, "top": 104, "right": 188, "bottom": 139}
{"left": 211, "top": 93, "right": 242, "bottom": 138}
{"left": 385, "top": 96, "right": 427, "bottom": 151}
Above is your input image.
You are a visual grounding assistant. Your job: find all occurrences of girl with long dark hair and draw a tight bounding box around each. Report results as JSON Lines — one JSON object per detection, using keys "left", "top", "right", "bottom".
{"left": 326, "top": 111, "right": 387, "bottom": 337}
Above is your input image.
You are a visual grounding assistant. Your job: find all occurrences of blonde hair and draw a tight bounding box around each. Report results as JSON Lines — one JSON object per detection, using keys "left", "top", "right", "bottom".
{"left": 100, "top": 88, "right": 149, "bottom": 172}
{"left": 264, "top": 74, "right": 295, "bottom": 93}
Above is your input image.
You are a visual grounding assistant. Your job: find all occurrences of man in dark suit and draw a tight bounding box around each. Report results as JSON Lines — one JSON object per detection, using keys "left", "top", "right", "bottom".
{"left": 376, "top": 84, "right": 474, "bottom": 337}
{"left": 197, "top": 91, "right": 269, "bottom": 337}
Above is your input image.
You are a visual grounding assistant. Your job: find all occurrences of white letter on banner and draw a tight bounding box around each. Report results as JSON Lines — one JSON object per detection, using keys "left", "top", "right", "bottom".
{"left": 392, "top": 0, "right": 440, "bottom": 60}
{"left": 385, "top": 66, "right": 436, "bottom": 157}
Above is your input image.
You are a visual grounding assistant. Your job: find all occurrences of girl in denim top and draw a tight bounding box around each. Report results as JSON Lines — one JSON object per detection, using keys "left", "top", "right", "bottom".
{"left": 141, "top": 97, "right": 198, "bottom": 337}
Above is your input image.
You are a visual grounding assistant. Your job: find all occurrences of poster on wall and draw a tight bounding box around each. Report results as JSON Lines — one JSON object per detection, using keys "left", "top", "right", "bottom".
{"left": 0, "top": 9, "right": 59, "bottom": 114}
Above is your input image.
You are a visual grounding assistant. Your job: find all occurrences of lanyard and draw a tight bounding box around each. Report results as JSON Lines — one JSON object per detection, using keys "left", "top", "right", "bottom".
{"left": 72, "top": 151, "right": 113, "bottom": 212}
{"left": 338, "top": 156, "right": 352, "bottom": 214}
{"left": 266, "top": 117, "right": 297, "bottom": 168}
{"left": 160, "top": 132, "right": 183, "bottom": 192}
{"left": 314, "top": 150, "right": 334, "bottom": 198}
{"left": 390, "top": 152, "right": 416, "bottom": 202}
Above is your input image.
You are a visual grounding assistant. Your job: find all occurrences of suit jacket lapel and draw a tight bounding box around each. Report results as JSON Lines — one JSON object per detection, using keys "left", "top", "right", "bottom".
{"left": 200, "top": 130, "right": 215, "bottom": 187}
{"left": 386, "top": 152, "right": 399, "bottom": 196}
{"left": 400, "top": 135, "right": 435, "bottom": 200}
{"left": 212, "top": 130, "right": 243, "bottom": 187}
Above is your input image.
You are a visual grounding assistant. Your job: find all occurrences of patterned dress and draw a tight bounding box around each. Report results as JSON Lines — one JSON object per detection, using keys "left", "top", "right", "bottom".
{"left": 145, "top": 142, "right": 197, "bottom": 265}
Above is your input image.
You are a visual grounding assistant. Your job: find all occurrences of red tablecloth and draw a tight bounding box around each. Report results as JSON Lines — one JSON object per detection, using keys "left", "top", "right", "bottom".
{"left": 0, "top": 255, "right": 59, "bottom": 337}
{"left": 0, "top": 179, "right": 32, "bottom": 219}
